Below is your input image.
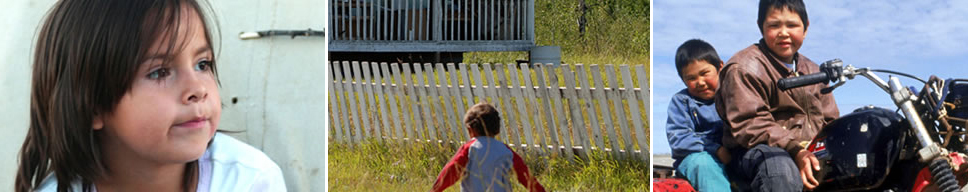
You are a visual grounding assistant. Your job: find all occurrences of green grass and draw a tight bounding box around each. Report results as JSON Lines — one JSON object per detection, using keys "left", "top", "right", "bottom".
{"left": 328, "top": 139, "right": 650, "bottom": 191}
{"left": 465, "top": 0, "right": 650, "bottom": 66}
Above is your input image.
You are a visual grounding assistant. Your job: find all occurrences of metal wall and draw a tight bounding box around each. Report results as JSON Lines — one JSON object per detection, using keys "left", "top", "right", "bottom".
{"left": 329, "top": 0, "right": 535, "bottom": 52}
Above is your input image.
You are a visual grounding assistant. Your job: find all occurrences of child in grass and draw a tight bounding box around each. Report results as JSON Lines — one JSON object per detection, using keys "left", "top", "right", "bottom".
{"left": 432, "top": 103, "right": 546, "bottom": 192}
{"left": 666, "top": 39, "right": 730, "bottom": 191}
{"left": 16, "top": 0, "right": 285, "bottom": 191}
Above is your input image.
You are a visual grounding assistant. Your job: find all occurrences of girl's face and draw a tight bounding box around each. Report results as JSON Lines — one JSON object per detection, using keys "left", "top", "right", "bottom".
{"left": 95, "top": 7, "right": 220, "bottom": 165}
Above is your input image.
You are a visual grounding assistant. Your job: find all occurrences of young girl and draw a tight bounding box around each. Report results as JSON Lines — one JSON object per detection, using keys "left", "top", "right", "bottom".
{"left": 16, "top": 0, "right": 286, "bottom": 191}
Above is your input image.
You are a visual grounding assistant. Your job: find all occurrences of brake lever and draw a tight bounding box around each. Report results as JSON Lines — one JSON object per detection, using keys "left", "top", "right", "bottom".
{"left": 821, "top": 81, "right": 846, "bottom": 94}
{"left": 819, "top": 61, "right": 851, "bottom": 94}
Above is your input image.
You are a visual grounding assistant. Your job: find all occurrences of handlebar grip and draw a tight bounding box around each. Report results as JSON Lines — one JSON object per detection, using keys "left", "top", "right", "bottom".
{"left": 778, "top": 72, "right": 829, "bottom": 90}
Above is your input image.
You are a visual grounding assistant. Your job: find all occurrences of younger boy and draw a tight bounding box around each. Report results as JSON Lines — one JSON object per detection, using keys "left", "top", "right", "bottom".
{"left": 432, "top": 103, "right": 546, "bottom": 192}
{"left": 666, "top": 39, "right": 730, "bottom": 191}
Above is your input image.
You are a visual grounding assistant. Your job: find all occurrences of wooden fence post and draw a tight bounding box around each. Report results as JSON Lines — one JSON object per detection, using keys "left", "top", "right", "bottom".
{"left": 327, "top": 62, "right": 649, "bottom": 160}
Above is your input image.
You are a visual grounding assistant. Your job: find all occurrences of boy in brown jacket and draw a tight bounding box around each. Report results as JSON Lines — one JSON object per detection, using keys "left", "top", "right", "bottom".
{"left": 715, "top": 0, "right": 839, "bottom": 191}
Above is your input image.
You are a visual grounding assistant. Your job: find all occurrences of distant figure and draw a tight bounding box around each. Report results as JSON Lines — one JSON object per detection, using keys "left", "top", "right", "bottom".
{"left": 577, "top": 0, "right": 588, "bottom": 38}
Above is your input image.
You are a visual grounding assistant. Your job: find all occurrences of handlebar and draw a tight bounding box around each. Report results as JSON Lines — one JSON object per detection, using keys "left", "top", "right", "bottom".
{"left": 777, "top": 59, "right": 844, "bottom": 91}
{"left": 778, "top": 72, "right": 831, "bottom": 90}
{"left": 773, "top": 58, "right": 940, "bottom": 101}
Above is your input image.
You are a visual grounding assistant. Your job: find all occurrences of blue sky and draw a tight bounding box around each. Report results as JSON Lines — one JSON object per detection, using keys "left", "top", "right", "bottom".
{"left": 652, "top": 0, "right": 968, "bottom": 154}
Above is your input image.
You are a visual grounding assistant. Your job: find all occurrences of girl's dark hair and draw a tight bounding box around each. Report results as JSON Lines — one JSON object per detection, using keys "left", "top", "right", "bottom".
{"left": 757, "top": 0, "right": 809, "bottom": 32}
{"left": 463, "top": 103, "right": 502, "bottom": 137}
{"left": 16, "top": 0, "right": 219, "bottom": 191}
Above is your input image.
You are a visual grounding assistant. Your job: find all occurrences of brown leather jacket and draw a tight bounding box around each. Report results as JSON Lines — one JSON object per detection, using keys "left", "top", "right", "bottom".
{"left": 715, "top": 39, "right": 840, "bottom": 156}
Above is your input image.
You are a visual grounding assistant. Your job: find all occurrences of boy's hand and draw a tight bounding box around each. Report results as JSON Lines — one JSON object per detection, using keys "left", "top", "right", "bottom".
{"left": 716, "top": 146, "right": 731, "bottom": 164}
{"left": 796, "top": 149, "right": 821, "bottom": 190}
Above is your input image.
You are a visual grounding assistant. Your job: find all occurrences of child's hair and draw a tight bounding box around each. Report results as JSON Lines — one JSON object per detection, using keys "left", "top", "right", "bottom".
{"left": 463, "top": 103, "right": 502, "bottom": 137}
{"left": 674, "top": 39, "right": 722, "bottom": 78}
{"left": 16, "top": 0, "right": 218, "bottom": 191}
{"left": 757, "top": 0, "right": 809, "bottom": 32}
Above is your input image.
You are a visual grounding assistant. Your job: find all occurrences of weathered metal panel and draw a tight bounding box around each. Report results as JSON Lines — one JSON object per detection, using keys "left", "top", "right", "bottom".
{"left": 329, "top": 40, "right": 533, "bottom": 52}
{"left": 330, "top": 0, "right": 535, "bottom": 52}
{"left": 1, "top": 0, "right": 328, "bottom": 191}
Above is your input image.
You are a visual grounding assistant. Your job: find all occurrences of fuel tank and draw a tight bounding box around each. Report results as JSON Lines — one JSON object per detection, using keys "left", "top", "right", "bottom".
{"left": 808, "top": 106, "right": 909, "bottom": 191}
{"left": 946, "top": 81, "right": 968, "bottom": 119}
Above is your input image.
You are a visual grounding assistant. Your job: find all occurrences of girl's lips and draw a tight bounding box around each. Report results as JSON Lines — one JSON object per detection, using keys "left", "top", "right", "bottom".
{"left": 174, "top": 118, "right": 208, "bottom": 129}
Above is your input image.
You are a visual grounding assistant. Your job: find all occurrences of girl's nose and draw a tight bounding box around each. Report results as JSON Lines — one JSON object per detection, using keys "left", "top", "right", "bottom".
{"left": 181, "top": 72, "right": 208, "bottom": 104}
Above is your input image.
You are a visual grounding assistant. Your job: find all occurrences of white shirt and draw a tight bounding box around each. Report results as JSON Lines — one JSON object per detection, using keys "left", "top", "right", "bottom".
{"left": 36, "top": 133, "right": 287, "bottom": 192}
{"left": 784, "top": 59, "right": 797, "bottom": 72}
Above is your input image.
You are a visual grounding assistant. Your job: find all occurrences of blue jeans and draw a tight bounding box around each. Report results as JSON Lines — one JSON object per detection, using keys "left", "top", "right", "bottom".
{"left": 727, "top": 144, "right": 802, "bottom": 192}
{"left": 677, "top": 151, "right": 731, "bottom": 192}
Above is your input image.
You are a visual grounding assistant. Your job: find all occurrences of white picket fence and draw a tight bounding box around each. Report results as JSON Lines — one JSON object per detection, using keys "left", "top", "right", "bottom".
{"left": 328, "top": 61, "right": 650, "bottom": 161}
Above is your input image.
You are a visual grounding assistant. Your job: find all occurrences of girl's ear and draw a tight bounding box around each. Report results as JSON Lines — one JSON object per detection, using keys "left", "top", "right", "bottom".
{"left": 92, "top": 115, "right": 105, "bottom": 130}
{"left": 466, "top": 125, "right": 477, "bottom": 138}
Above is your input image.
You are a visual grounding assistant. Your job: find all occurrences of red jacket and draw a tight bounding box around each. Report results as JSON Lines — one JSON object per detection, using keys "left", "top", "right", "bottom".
{"left": 431, "top": 137, "right": 545, "bottom": 192}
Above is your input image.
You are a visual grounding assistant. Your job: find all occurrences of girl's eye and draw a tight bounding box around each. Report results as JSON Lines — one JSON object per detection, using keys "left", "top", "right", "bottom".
{"left": 195, "top": 59, "right": 212, "bottom": 72}
{"left": 147, "top": 68, "right": 170, "bottom": 79}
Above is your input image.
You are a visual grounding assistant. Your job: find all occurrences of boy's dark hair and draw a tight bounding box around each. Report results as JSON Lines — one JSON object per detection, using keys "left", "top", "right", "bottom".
{"left": 464, "top": 103, "right": 501, "bottom": 137}
{"left": 757, "top": 0, "right": 809, "bottom": 32}
{"left": 16, "top": 0, "right": 219, "bottom": 191}
{"left": 674, "top": 39, "right": 722, "bottom": 78}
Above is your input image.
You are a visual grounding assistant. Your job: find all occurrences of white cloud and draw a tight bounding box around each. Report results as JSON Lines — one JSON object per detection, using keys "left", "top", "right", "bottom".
{"left": 654, "top": 0, "right": 760, "bottom": 61}
{"left": 656, "top": 0, "right": 968, "bottom": 73}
